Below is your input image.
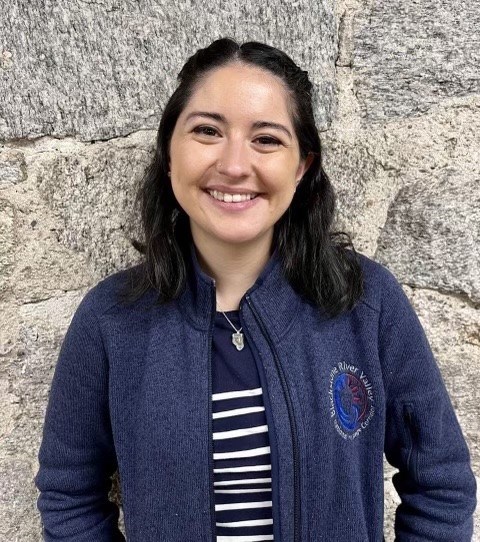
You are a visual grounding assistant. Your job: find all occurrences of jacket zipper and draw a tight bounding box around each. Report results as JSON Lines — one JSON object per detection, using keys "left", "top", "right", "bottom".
{"left": 208, "top": 282, "right": 217, "bottom": 542}
{"left": 245, "top": 294, "right": 301, "bottom": 542}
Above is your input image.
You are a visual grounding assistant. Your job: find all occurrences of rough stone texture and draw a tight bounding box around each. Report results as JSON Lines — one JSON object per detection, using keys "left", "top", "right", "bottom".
{"left": 376, "top": 172, "right": 480, "bottom": 303}
{"left": 0, "top": 458, "right": 39, "bottom": 541}
{"left": 1, "top": 0, "right": 479, "bottom": 539}
{"left": 323, "top": 95, "right": 480, "bottom": 258}
{"left": 353, "top": 0, "right": 480, "bottom": 122}
{"left": 0, "top": 0, "right": 335, "bottom": 141}
{"left": 0, "top": 171, "right": 93, "bottom": 304}
{"left": 0, "top": 131, "right": 152, "bottom": 305}
{"left": 0, "top": 149, "right": 27, "bottom": 188}
{"left": 321, "top": 131, "right": 401, "bottom": 255}
{"left": 23, "top": 131, "right": 151, "bottom": 279}
{"left": 0, "top": 198, "right": 16, "bottom": 300}
{"left": 0, "top": 292, "right": 91, "bottom": 540}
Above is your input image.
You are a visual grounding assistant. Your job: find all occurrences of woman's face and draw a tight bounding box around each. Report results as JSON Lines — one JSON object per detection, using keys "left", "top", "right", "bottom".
{"left": 169, "top": 62, "right": 311, "bottom": 250}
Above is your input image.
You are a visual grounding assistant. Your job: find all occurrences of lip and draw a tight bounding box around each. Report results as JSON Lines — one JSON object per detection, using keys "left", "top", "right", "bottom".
{"left": 203, "top": 185, "right": 261, "bottom": 195}
{"left": 202, "top": 189, "right": 262, "bottom": 212}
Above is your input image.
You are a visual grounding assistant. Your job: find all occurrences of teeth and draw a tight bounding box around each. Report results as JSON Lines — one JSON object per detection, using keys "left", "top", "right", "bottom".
{"left": 207, "top": 189, "right": 258, "bottom": 203}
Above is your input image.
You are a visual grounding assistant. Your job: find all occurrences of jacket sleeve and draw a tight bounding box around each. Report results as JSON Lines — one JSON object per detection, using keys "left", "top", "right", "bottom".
{"left": 379, "top": 267, "right": 476, "bottom": 541}
{"left": 34, "top": 289, "right": 125, "bottom": 541}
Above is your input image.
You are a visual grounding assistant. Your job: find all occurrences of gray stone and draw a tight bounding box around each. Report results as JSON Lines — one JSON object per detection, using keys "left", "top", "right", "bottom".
{"left": 0, "top": 198, "right": 16, "bottom": 300}
{"left": 1, "top": 0, "right": 335, "bottom": 142}
{"left": 375, "top": 171, "right": 480, "bottom": 303}
{"left": 322, "top": 95, "right": 480, "bottom": 258}
{"left": 0, "top": 148, "right": 26, "bottom": 188}
{"left": 9, "top": 237, "right": 94, "bottom": 305}
{"left": 0, "top": 146, "right": 97, "bottom": 303}
{"left": 2, "top": 293, "right": 84, "bottom": 458}
{"left": 0, "top": 457, "right": 41, "bottom": 541}
{"left": 361, "top": 96, "right": 480, "bottom": 176}
{"left": 353, "top": 0, "right": 480, "bottom": 121}
{"left": 372, "top": 97, "right": 480, "bottom": 177}
{"left": 0, "top": 294, "right": 83, "bottom": 542}
{"left": 0, "top": 303, "right": 19, "bottom": 362}
{"left": 0, "top": 376, "right": 19, "bottom": 445}
{"left": 321, "top": 132, "right": 401, "bottom": 255}
{"left": 336, "top": 8, "right": 355, "bottom": 68}
{"left": 25, "top": 132, "right": 151, "bottom": 280}
{"left": 0, "top": 299, "right": 47, "bottom": 540}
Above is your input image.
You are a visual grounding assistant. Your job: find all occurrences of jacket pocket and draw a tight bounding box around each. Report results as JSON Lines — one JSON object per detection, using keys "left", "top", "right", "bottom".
{"left": 402, "top": 402, "right": 419, "bottom": 483}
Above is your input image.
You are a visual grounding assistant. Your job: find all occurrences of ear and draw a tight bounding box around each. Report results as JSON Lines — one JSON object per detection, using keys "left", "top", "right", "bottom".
{"left": 296, "top": 152, "right": 315, "bottom": 183}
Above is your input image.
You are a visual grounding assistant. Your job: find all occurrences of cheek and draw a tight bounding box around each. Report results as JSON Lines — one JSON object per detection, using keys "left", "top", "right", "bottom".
{"left": 171, "top": 143, "right": 213, "bottom": 179}
{"left": 170, "top": 157, "right": 195, "bottom": 185}
{"left": 261, "top": 161, "right": 298, "bottom": 193}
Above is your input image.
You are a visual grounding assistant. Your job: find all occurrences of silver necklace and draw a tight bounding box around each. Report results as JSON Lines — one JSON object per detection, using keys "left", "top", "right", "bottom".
{"left": 219, "top": 310, "right": 245, "bottom": 351}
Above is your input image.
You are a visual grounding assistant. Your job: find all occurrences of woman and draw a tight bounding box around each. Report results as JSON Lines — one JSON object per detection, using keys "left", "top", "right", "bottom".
{"left": 35, "top": 38, "right": 476, "bottom": 541}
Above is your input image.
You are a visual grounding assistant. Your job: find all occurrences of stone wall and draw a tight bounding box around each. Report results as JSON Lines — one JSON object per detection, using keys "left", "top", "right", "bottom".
{"left": 1, "top": 0, "right": 478, "bottom": 539}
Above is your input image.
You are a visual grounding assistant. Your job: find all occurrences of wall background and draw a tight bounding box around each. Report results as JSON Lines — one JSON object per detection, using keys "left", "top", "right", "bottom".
{"left": 0, "top": 0, "right": 478, "bottom": 539}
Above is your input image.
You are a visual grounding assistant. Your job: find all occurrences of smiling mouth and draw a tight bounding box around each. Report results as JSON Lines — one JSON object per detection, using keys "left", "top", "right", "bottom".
{"left": 205, "top": 189, "right": 259, "bottom": 203}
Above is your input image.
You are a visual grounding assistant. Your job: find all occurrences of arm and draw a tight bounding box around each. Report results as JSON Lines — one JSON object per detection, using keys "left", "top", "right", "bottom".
{"left": 379, "top": 268, "right": 476, "bottom": 541}
{"left": 34, "top": 289, "right": 125, "bottom": 541}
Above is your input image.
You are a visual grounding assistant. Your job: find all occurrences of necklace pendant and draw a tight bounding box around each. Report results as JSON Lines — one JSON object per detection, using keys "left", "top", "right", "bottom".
{"left": 232, "top": 332, "right": 244, "bottom": 351}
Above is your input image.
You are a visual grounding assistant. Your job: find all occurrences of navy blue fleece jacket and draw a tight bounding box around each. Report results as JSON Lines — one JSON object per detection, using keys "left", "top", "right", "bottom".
{"left": 35, "top": 247, "right": 476, "bottom": 541}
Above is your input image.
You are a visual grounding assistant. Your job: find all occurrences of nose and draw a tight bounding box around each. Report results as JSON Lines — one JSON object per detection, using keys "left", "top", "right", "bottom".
{"left": 216, "top": 137, "right": 252, "bottom": 178}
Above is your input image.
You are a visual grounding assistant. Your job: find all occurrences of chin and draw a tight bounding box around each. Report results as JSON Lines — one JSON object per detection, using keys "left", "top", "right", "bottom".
{"left": 217, "top": 231, "right": 272, "bottom": 246}
{"left": 217, "top": 236, "right": 259, "bottom": 245}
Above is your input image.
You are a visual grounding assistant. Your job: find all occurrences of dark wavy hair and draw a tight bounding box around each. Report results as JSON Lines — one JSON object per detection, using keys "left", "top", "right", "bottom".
{"left": 121, "top": 37, "right": 363, "bottom": 317}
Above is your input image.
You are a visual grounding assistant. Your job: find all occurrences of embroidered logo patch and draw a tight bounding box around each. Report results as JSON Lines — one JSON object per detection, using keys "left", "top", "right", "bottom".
{"left": 328, "top": 361, "right": 375, "bottom": 440}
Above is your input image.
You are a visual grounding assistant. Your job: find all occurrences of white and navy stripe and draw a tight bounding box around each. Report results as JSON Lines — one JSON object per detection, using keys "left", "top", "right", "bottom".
{"left": 212, "top": 311, "right": 274, "bottom": 542}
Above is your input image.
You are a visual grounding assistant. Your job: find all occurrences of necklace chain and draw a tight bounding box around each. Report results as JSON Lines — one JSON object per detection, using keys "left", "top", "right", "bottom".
{"left": 220, "top": 311, "right": 242, "bottom": 333}
{"left": 218, "top": 308, "right": 245, "bottom": 351}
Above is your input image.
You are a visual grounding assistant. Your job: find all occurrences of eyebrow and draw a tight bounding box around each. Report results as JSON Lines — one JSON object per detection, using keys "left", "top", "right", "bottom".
{"left": 184, "top": 111, "right": 293, "bottom": 140}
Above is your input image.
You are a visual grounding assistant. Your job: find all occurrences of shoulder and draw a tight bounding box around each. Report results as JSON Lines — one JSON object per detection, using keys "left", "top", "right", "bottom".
{"left": 76, "top": 262, "right": 152, "bottom": 319}
{"left": 351, "top": 250, "right": 408, "bottom": 315}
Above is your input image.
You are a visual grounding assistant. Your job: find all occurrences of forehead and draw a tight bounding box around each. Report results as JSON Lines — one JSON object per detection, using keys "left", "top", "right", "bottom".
{"left": 182, "top": 62, "right": 293, "bottom": 124}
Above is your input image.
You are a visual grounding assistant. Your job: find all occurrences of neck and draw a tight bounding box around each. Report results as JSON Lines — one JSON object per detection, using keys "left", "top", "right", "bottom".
{"left": 192, "top": 230, "right": 273, "bottom": 311}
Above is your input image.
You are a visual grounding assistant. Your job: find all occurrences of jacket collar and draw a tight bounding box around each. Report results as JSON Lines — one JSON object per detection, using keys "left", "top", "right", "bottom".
{"left": 178, "top": 243, "right": 302, "bottom": 341}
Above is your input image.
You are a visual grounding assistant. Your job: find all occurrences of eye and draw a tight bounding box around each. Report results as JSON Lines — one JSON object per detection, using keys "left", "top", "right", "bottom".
{"left": 192, "top": 125, "right": 219, "bottom": 137}
{"left": 255, "top": 136, "right": 281, "bottom": 146}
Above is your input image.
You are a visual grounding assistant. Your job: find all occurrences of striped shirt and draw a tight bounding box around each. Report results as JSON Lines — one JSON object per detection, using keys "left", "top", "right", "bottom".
{"left": 212, "top": 310, "right": 275, "bottom": 542}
